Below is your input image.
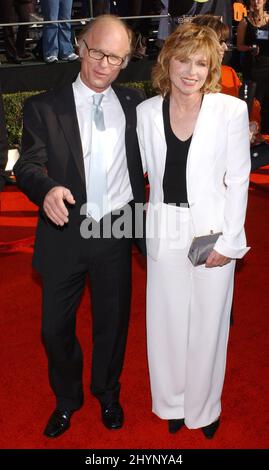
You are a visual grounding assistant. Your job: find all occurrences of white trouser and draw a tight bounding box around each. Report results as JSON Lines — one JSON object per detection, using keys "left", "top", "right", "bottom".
{"left": 146, "top": 204, "right": 235, "bottom": 429}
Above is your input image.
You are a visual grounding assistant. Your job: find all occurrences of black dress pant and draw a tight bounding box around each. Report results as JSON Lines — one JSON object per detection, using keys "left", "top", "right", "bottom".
{"left": 0, "top": 0, "right": 33, "bottom": 58}
{"left": 252, "top": 58, "right": 269, "bottom": 134}
{"left": 41, "top": 225, "right": 132, "bottom": 412}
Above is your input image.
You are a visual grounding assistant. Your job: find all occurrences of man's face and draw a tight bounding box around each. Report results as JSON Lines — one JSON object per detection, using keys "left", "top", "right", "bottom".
{"left": 80, "top": 21, "right": 130, "bottom": 92}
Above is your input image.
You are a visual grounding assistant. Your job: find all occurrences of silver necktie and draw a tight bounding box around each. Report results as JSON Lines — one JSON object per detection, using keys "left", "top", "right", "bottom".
{"left": 87, "top": 93, "right": 108, "bottom": 221}
{"left": 92, "top": 93, "right": 105, "bottom": 131}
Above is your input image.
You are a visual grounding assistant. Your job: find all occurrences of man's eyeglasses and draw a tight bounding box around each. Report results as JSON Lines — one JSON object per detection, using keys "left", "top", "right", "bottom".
{"left": 83, "top": 40, "right": 124, "bottom": 66}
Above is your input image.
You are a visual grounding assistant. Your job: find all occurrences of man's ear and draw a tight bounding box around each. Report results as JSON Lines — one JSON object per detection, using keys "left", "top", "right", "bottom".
{"left": 122, "top": 55, "right": 131, "bottom": 69}
{"left": 78, "top": 41, "right": 85, "bottom": 59}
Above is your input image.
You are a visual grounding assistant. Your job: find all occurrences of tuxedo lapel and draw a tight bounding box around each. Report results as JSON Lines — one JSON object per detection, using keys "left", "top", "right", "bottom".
{"left": 112, "top": 85, "right": 134, "bottom": 139}
{"left": 53, "top": 85, "right": 85, "bottom": 184}
{"left": 112, "top": 85, "right": 140, "bottom": 197}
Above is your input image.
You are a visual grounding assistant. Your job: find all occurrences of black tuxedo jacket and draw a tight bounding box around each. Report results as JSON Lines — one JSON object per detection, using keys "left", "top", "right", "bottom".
{"left": 14, "top": 83, "right": 146, "bottom": 274}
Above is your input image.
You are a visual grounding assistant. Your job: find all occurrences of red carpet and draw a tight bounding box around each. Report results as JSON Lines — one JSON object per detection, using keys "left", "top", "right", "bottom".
{"left": 0, "top": 171, "right": 269, "bottom": 449}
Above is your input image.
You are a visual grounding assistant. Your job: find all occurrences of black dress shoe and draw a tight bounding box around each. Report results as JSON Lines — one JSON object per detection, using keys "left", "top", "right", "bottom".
{"left": 17, "top": 52, "right": 33, "bottom": 60}
{"left": 43, "top": 409, "right": 72, "bottom": 438}
{"left": 7, "top": 54, "right": 22, "bottom": 64}
{"left": 101, "top": 402, "right": 124, "bottom": 430}
{"left": 201, "top": 418, "right": 220, "bottom": 439}
{"left": 4, "top": 174, "right": 16, "bottom": 185}
{"left": 168, "top": 418, "right": 185, "bottom": 433}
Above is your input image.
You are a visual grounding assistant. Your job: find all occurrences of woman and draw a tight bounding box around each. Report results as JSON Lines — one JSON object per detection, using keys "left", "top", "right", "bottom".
{"left": 137, "top": 23, "right": 250, "bottom": 438}
{"left": 237, "top": 0, "right": 269, "bottom": 133}
{"left": 193, "top": 14, "right": 260, "bottom": 119}
{"left": 192, "top": 15, "right": 236, "bottom": 91}
{"left": 193, "top": 15, "right": 264, "bottom": 154}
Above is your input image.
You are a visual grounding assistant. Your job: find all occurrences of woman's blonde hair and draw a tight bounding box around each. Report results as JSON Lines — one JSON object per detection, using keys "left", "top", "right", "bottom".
{"left": 152, "top": 22, "right": 221, "bottom": 96}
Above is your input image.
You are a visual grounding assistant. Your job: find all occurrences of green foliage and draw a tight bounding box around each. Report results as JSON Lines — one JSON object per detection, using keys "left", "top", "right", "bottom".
{"left": 3, "top": 81, "right": 156, "bottom": 148}
{"left": 3, "top": 91, "right": 41, "bottom": 147}
{"left": 124, "top": 80, "right": 156, "bottom": 98}
{"left": 140, "top": 81, "right": 156, "bottom": 98}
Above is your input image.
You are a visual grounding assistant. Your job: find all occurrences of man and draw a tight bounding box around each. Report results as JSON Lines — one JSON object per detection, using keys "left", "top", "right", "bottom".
{"left": 14, "top": 15, "right": 146, "bottom": 438}
{"left": 0, "top": 82, "right": 9, "bottom": 191}
{"left": 0, "top": 0, "right": 34, "bottom": 63}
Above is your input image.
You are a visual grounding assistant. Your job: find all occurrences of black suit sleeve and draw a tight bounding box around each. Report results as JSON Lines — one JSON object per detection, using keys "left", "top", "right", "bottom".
{"left": 13, "top": 97, "right": 60, "bottom": 207}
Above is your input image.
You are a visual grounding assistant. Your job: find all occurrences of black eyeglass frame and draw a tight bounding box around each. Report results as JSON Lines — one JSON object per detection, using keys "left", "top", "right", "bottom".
{"left": 83, "top": 40, "right": 125, "bottom": 66}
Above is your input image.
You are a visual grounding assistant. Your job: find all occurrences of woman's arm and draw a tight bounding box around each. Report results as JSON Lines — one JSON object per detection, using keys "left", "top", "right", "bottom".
{"left": 213, "top": 100, "right": 251, "bottom": 259}
{"left": 237, "top": 19, "right": 255, "bottom": 52}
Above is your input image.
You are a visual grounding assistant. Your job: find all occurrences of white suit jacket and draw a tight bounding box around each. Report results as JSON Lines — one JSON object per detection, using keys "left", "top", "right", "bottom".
{"left": 136, "top": 93, "right": 251, "bottom": 260}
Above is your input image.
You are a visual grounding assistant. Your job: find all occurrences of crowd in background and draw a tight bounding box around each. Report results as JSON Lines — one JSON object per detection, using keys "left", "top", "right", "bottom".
{"left": 0, "top": 1, "right": 241, "bottom": 63}
{"left": 0, "top": 1, "right": 164, "bottom": 63}
{"left": 0, "top": 2, "right": 265, "bottom": 63}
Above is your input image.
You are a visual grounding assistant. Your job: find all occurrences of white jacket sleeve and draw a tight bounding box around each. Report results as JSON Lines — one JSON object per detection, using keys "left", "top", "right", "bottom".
{"left": 214, "top": 99, "right": 251, "bottom": 258}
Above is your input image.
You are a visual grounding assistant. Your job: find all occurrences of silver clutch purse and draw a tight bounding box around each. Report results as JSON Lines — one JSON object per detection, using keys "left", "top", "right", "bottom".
{"left": 188, "top": 232, "right": 222, "bottom": 266}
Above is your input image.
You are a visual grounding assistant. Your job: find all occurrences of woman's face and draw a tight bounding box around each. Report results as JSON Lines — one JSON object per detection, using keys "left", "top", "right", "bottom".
{"left": 250, "top": 0, "right": 266, "bottom": 10}
{"left": 169, "top": 51, "right": 209, "bottom": 97}
{"left": 219, "top": 39, "right": 228, "bottom": 61}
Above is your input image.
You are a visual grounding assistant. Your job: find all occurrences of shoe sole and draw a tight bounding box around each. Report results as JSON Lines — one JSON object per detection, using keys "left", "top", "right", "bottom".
{"left": 43, "top": 423, "right": 70, "bottom": 438}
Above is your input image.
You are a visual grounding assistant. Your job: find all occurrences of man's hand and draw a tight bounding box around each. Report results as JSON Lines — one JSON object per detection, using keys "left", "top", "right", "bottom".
{"left": 205, "top": 250, "right": 231, "bottom": 268}
{"left": 43, "top": 186, "right": 75, "bottom": 226}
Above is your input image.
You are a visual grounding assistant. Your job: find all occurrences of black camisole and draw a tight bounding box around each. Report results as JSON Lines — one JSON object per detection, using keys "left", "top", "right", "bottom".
{"left": 162, "top": 97, "right": 191, "bottom": 206}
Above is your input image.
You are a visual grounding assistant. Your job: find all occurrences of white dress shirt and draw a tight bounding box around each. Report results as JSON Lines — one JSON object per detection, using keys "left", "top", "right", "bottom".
{"left": 72, "top": 74, "right": 133, "bottom": 216}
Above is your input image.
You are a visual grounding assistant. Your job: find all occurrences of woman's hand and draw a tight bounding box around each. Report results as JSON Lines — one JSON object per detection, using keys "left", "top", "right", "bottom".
{"left": 250, "top": 44, "right": 259, "bottom": 56}
{"left": 249, "top": 120, "right": 259, "bottom": 144}
{"left": 205, "top": 250, "right": 231, "bottom": 268}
